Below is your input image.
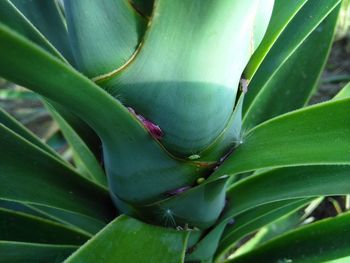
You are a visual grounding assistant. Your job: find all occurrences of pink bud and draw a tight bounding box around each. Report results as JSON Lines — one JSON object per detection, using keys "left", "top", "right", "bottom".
{"left": 142, "top": 119, "right": 164, "bottom": 140}
{"left": 127, "top": 107, "right": 164, "bottom": 139}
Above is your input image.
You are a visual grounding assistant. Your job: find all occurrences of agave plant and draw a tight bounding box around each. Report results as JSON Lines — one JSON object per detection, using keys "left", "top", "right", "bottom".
{"left": 0, "top": 0, "right": 349, "bottom": 262}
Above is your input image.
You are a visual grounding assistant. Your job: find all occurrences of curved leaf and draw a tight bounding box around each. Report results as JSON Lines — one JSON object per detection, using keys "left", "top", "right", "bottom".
{"left": 223, "top": 165, "right": 350, "bottom": 221}
{"left": 215, "top": 199, "right": 311, "bottom": 262}
{"left": 228, "top": 211, "right": 350, "bottom": 263}
{"left": 211, "top": 98, "right": 350, "bottom": 180}
{"left": 0, "top": 106, "right": 59, "bottom": 159}
{"left": 99, "top": 0, "right": 274, "bottom": 155}
{"left": 244, "top": 0, "right": 341, "bottom": 105}
{"left": 44, "top": 102, "right": 106, "bottom": 187}
{"left": 243, "top": 3, "right": 340, "bottom": 129}
{"left": 28, "top": 205, "right": 106, "bottom": 236}
{"left": 64, "top": 0, "right": 146, "bottom": 77}
{"left": 65, "top": 215, "right": 189, "bottom": 263}
{"left": 0, "top": 0, "right": 65, "bottom": 61}
{"left": 140, "top": 176, "right": 229, "bottom": 229}
{"left": 0, "top": 124, "right": 115, "bottom": 222}
{"left": 0, "top": 241, "right": 77, "bottom": 263}
{"left": 0, "top": 208, "right": 89, "bottom": 245}
{"left": 0, "top": 22, "right": 207, "bottom": 205}
{"left": 244, "top": 0, "right": 308, "bottom": 78}
{"left": 10, "top": 0, "right": 74, "bottom": 63}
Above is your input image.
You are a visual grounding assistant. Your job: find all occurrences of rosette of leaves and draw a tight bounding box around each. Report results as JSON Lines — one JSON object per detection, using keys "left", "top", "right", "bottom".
{"left": 0, "top": 0, "right": 349, "bottom": 262}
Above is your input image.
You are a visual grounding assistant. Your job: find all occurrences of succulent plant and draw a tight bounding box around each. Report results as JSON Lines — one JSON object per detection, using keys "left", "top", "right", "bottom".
{"left": 0, "top": 0, "right": 349, "bottom": 262}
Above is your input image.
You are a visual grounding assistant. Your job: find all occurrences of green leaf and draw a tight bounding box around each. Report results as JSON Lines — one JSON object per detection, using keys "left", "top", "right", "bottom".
{"left": 44, "top": 102, "right": 107, "bottom": 187}
{"left": 0, "top": 199, "right": 50, "bottom": 219}
{"left": 243, "top": 3, "right": 340, "bottom": 129}
{"left": 229, "top": 202, "right": 309, "bottom": 258}
{"left": 0, "top": 241, "right": 77, "bottom": 263}
{"left": 140, "top": 176, "right": 229, "bottom": 229}
{"left": 65, "top": 215, "right": 189, "bottom": 263}
{"left": 0, "top": 106, "right": 60, "bottom": 160}
{"left": 0, "top": 22, "right": 206, "bottom": 205}
{"left": 222, "top": 165, "right": 350, "bottom": 222}
{"left": 228, "top": 211, "right": 350, "bottom": 263}
{"left": 187, "top": 219, "right": 228, "bottom": 261}
{"left": 10, "top": 0, "right": 74, "bottom": 63}
{"left": 99, "top": 0, "right": 274, "bottom": 156}
{"left": 28, "top": 205, "right": 106, "bottom": 236}
{"left": 334, "top": 82, "right": 350, "bottom": 99}
{"left": 0, "top": 0, "right": 102, "bottom": 159}
{"left": 0, "top": 124, "right": 115, "bottom": 222}
{"left": 0, "top": 0, "right": 66, "bottom": 61}
{"left": 215, "top": 199, "right": 311, "bottom": 262}
{"left": 211, "top": 98, "right": 350, "bottom": 180}
{"left": 199, "top": 94, "right": 245, "bottom": 162}
{"left": 245, "top": 0, "right": 308, "bottom": 78}
{"left": 0, "top": 208, "right": 89, "bottom": 245}
{"left": 245, "top": 0, "right": 340, "bottom": 80}
{"left": 64, "top": 0, "right": 146, "bottom": 77}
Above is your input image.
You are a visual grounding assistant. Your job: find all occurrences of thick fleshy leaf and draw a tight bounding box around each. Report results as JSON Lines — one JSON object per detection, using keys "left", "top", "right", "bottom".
{"left": 65, "top": 215, "right": 189, "bottom": 263}
{"left": 0, "top": 208, "right": 89, "bottom": 245}
{"left": 0, "top": 241, "right": 77, "bottom": 263}
{"left": 243, "top": 3, "right": 340, "bottom": 129}
{"left": 214, "top": 199, "right": 311, "bottom": 262}
{"left": 222, "top": 165, "right": 350, "bottom": 222}
{"left": 0, "top": 23, "right": 207, "bottom": 205}
{"left": 228, "top": 211, "right": 350, "bottom": 263}
{"left": 44, "top": 102, "right": 106, "bottom": 187}
{"left": 211, "top": 98, "right": 350, "bottom": 180}
{"left": 140, "top": 176, "right": 229, "bottom": 229}
{"left": 10, "top": 0, "right": 74, "bottom": 63}
{"left": 0, "top": 124, "right": 115, "bottom": 222}
{"left": 99, "top": 0, "right": 274, "bottom": 156}
{"left": 64, "top": 0, "right": 146, "bottom": 77}
{"left": 199, "top": 94, "right": 245, "bottom": 162}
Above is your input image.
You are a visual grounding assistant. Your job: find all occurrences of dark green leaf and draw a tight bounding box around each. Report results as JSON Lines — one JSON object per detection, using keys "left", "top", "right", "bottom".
{"left": 215, "top": 199, "right": 311, "bottom": 261}
{"left": 10, "top": 0, "right": 74, "bottom": 63}
{"left": 65, "top": 215, "right": 189, "bottom": 263}
{"left": 228, "top": 211, "right": 350, "bottom": 263}
{"left": 0, "top": 0, "right": 65, "bottom": 61}
{"left": 223, "top": 165, "right": 350, "bottom": 221}
{"left": 243, "top": 3, "right": 340, "bottom": 129}
{"left": 211, "top": 98, "right": 350, "bottom": 180}
{"left": 44, "top": 102, "right": 106, "bottom": 187}
{"left": 0, "top": 241, "right": 77, "bottom": 263}
{"left": 0, "top": 124, "right": 115, "bottom": 222}
{"left": 0, "top": 208, "right": 89, "bottom": 245}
